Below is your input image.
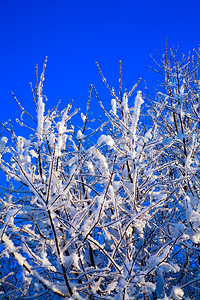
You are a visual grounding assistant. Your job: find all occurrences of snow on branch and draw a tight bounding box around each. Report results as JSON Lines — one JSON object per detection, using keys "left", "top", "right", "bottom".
{"left": 1, "top": 48, "right": 200, "bottom": 299}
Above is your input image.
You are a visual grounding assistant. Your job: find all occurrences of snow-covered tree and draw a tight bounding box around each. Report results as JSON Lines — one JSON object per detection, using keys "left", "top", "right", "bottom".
{"left": 0, "top": 47, "right": 200, "bottom": 299}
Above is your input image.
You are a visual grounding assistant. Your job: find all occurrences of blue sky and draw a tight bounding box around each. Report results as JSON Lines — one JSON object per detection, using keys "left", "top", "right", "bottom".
{"left": 1, "top": 0, "right": 200, "bottom": 134}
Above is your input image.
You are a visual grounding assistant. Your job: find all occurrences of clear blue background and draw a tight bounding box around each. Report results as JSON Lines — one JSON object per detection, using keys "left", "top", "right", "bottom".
{"left": 1, "top": 0, "right": 200, "bottom": 133}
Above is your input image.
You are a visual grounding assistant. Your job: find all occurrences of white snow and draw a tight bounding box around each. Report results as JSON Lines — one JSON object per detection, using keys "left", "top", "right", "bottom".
{"left": 131, "top": 90, "right": 144, "bottom": 157}
{"left": 81, "top": 113, "right": 86, "bottom": 122}
{"left": 37, "top": 77, "right": 45, "bottom": 147}
{"left": 0, "top": 137, "right": 8, "bottom": 152}
{"left": 170, "top": 286, "right": 184, "bottom": 300}
{"left": 77, "top": 130, "right": 85, "bottom": 140}
{"left": 111, "top": 98, "right": 117, "bottom": 114}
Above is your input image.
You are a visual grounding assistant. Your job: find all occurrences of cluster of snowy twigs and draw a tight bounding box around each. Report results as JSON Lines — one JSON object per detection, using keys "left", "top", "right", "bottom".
{"left": 0, "top": 47, "right": 200, "bottom": 299}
